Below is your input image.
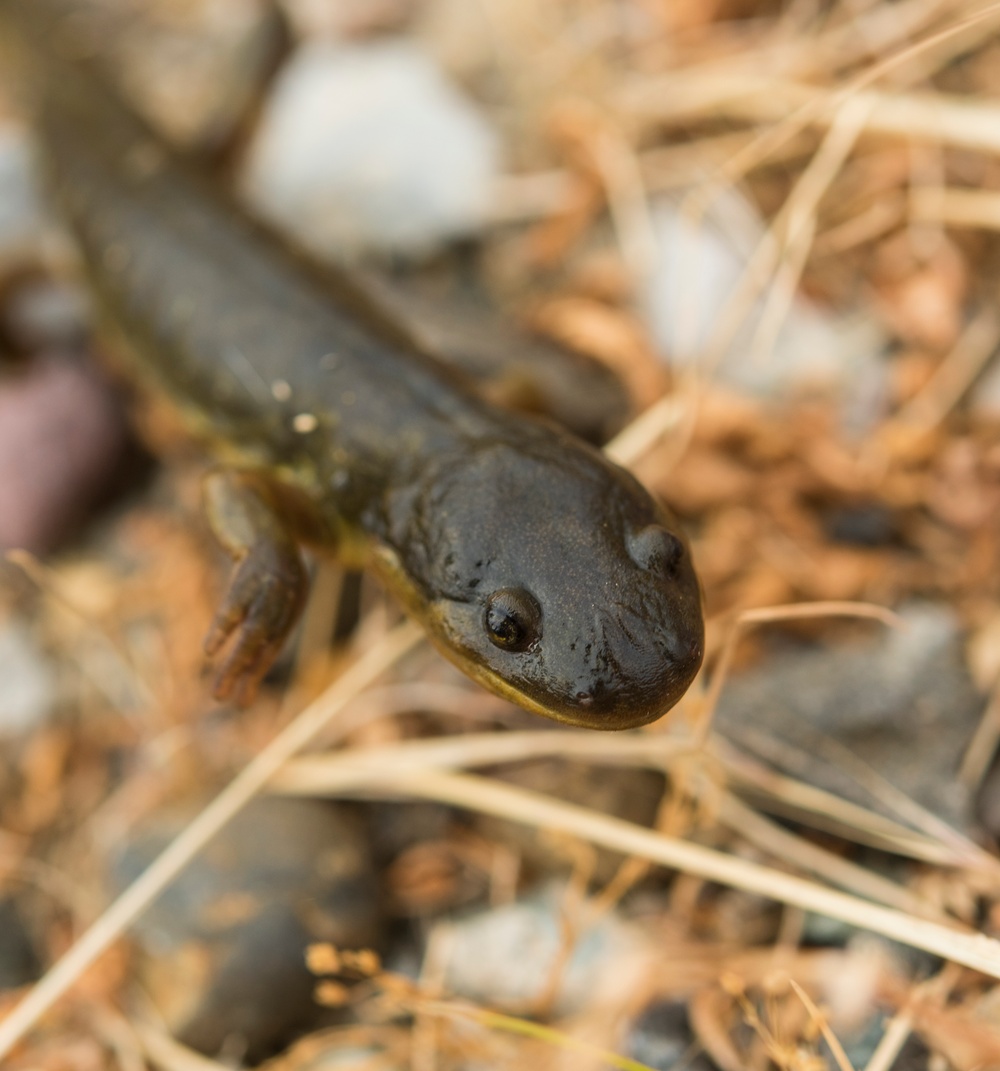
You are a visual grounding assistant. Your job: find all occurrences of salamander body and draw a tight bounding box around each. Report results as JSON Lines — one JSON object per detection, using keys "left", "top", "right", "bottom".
{"left": 2, "top": 0, "right": 704, "bottom": 728}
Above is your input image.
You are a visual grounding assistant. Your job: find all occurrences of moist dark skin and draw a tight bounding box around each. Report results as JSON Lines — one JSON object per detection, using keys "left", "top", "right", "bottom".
{"left": 4, "top": 0, "right": 704, "bottom": 728}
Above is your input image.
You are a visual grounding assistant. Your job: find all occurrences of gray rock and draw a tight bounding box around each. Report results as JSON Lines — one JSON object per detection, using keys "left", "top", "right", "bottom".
{"left": 113, "top": 798, "right": 384, "bottom": 1062}
{"left": 432, "top": 884, "right": 645, "bottom": 1016}
{"left": 627, "top": 1001, "right": 712, "bottom": 1071}
{"left": 0, "top": 126, "right": 46, "bottom": 270}
{"left": 642, "top": 190, "right": 887, "bottom": 407}
{"left": 715, "top": 602, "right": 983, "bottom": 826}
{"left": 818, "top": 1006, "right": 929, "bottom": 1071}
{"left": 1, "top": 277, "right": 90, "bottom": 351}
{"left": 0, "top": 898, "right": 41, "bottom": 990}
{"left": 0, "top": 621, "right": 58, "bottom": 737}
{"left": 0, "top": 355, "right": 130, "bottom": 555}
{"left": 241, "top": 40, "right": 500, "bottom": 258}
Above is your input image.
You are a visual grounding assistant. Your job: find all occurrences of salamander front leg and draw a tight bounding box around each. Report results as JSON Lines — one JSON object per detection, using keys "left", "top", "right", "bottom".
{"left": 202, "top": 469, "right": 309, "bottom": 704}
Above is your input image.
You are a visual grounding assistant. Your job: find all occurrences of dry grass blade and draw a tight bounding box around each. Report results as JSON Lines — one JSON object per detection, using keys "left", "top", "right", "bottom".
{"left": 275, "top": 728, "right": 969, "bottom": 868}
{"left": 729, "top": 723, "right": 998, "bottom": 872}
{"left": 275, "top": 728, "right": 698, "bottom": 785}
{"left": 892, "top": 306, "right": 1000, "bottom": 432}
{"left": 816, "top": 0, "right": 981, "bottom": 72}
{"left": 586, "top": 113, "right": 659, "bottom": 287}
{"left": 610, "top": 1, "right": 1000, "bottom": 430}
{"left": 862, "top": 1013, "right": 919, "bottom": 1071}
{"left": 610, "top": 0, "right": 1000, "bottom": 355}
{"left": 796, "top": 730, "right": 997, "bottom": 865}
{"left": 604, "top": 392, "right": 692, "bottom": 469}
{"left": 0, "top": 621, "right": 423, "bottom": 1062}
{"left": 861, "top": 963, "right": 961, "bottom": 1071}
{"left": 294, "top": 768, "right": 1000, "bottom": 979}
{"left": 814, "top": 193, "right": 907, "bottom": 255}
{"left": 788, "top": 979, "right": 856, "bottom": 1071}
{"left": 641, "top": 130, "right": 814, "bottom": 192}
{"left": 719, "top": 749, "right": 971, "bottom": 866}
{"left": 275, "top": 744, "right": 950, "bottom": 925}
{"left": 667, "top": 104, "right": 872, "bottom": 400}
{"left": 715, "top": 792, "right": 941, "bottom": 918}
{"left": 487, "top": 170, "right": 575, "bottom": 224}
{"left": 912, "top": 186, "right": 1000, "bottom": 231}
{"left": 5, "top": 548, "right": 154, "bottom": 710}
{"left": 959, "top": 680, "right": 1000, "bottom": 790}
{"left": 750, "top": 96, "right": 871, "bottom": 364}
{"left": 626, "top": 75, "right": 1000, "bottom": 156}
{"left": 418, "top": 1001, "right": 659, "bottom": 1071}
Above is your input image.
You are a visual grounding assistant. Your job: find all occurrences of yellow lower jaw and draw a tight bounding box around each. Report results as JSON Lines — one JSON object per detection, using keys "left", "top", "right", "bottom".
{"left": 369, "top": 543, "right": 650, "bottom": 730}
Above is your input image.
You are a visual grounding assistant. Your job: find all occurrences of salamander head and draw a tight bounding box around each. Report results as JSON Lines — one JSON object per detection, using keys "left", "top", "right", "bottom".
{"left": 384, "top": 434, "right": 704, "bottom": 730}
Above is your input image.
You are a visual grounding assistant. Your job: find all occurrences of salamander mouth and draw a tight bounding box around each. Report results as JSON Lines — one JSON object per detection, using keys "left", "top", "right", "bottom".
{"left": 372, "top": 544, "right": 703, "bottom": 729}
{"left": 407, "top": 585, "right": 704, "bottom": 729}
{"left": 427, "top": 636, "right": 700, "bottom": 731}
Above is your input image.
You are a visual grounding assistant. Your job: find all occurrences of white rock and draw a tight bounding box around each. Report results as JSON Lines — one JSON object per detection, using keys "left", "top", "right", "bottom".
{"left": 642, "top": 188, "right": 887, "bottom": 399}
{"left": 0, "top": 622, "right": 57, "bottom": 737}
{"left": 241, "top": 40, "right": 501, "bottom": 258}
{"left": 0, "top": 126, "right": 45, "bottom": 269}
{"left": 432, "top": 885, "right": 649, "bottom": 1017}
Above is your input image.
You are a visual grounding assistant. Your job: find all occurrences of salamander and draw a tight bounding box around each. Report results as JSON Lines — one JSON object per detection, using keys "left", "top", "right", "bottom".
{"left": 1, "top": 0, "right": 704, "bottom": 729}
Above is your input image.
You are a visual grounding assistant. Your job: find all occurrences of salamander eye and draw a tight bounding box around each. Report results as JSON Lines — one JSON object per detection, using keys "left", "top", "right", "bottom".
{"left": 484, "top": 588, "right": 541, "bottom": 652}
{"left": 627, "top": 525, "right": 685, "bottom": 576}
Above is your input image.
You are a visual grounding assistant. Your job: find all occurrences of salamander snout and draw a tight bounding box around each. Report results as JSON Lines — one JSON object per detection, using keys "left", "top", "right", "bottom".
{"left": 396, "top": 437, "right": 705, "bottom": 730}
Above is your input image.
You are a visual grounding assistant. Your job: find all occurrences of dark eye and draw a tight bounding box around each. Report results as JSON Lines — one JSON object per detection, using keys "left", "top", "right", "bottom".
{"left": 627, "top": 525, "right": 684, "bottom": 576}
{"left": 484, "top": 588, "right": 541, "bottom": 652}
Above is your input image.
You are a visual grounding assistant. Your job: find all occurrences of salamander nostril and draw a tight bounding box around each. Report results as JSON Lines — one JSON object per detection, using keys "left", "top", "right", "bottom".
{"left": 626, "top": 525, "right": 684, "bottom": 576}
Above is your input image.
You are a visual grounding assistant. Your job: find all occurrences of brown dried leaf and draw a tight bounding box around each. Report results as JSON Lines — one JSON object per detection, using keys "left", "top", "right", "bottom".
{"left": 873, "top": 234, "right": 968, "bottom": 350}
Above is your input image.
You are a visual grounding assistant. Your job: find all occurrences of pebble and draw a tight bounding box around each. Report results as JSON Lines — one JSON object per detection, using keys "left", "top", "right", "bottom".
{"left": 715, "top": 602, "right": 983, "bottom": 826}
{"left": 0, "top": 620, "right": 59, "bottom": 737}
{"left": 0, "top": 355, "right": 131, "bottom": 555}
{"left": 1, "top": 276, "right": 90, "bottom": 351}
{"left": 821, "top": 500, "right": 898, "bottom": 547}
{"left": 113, "top": 798, "right": 384, "bottom": 1062}
{"left": 822, "top": 1015, "right": 929, "bottom": 1071}
{"left": 430, "top": 884, "right": 646, "bottom": 1017}
{"left": 0, "top": 897, "right": 42, "bottom": 990}
{"left": 0, "top": 125, "right": 46, "bottom": 271}
{"left": 241, "top": 40, "right": 500, "bottom": 258}
{"left": 626, "top": 1000, "right": 712, "bottom": 1071}
{"left": 642, "top": 190, "right": 887, "bottom": 407}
